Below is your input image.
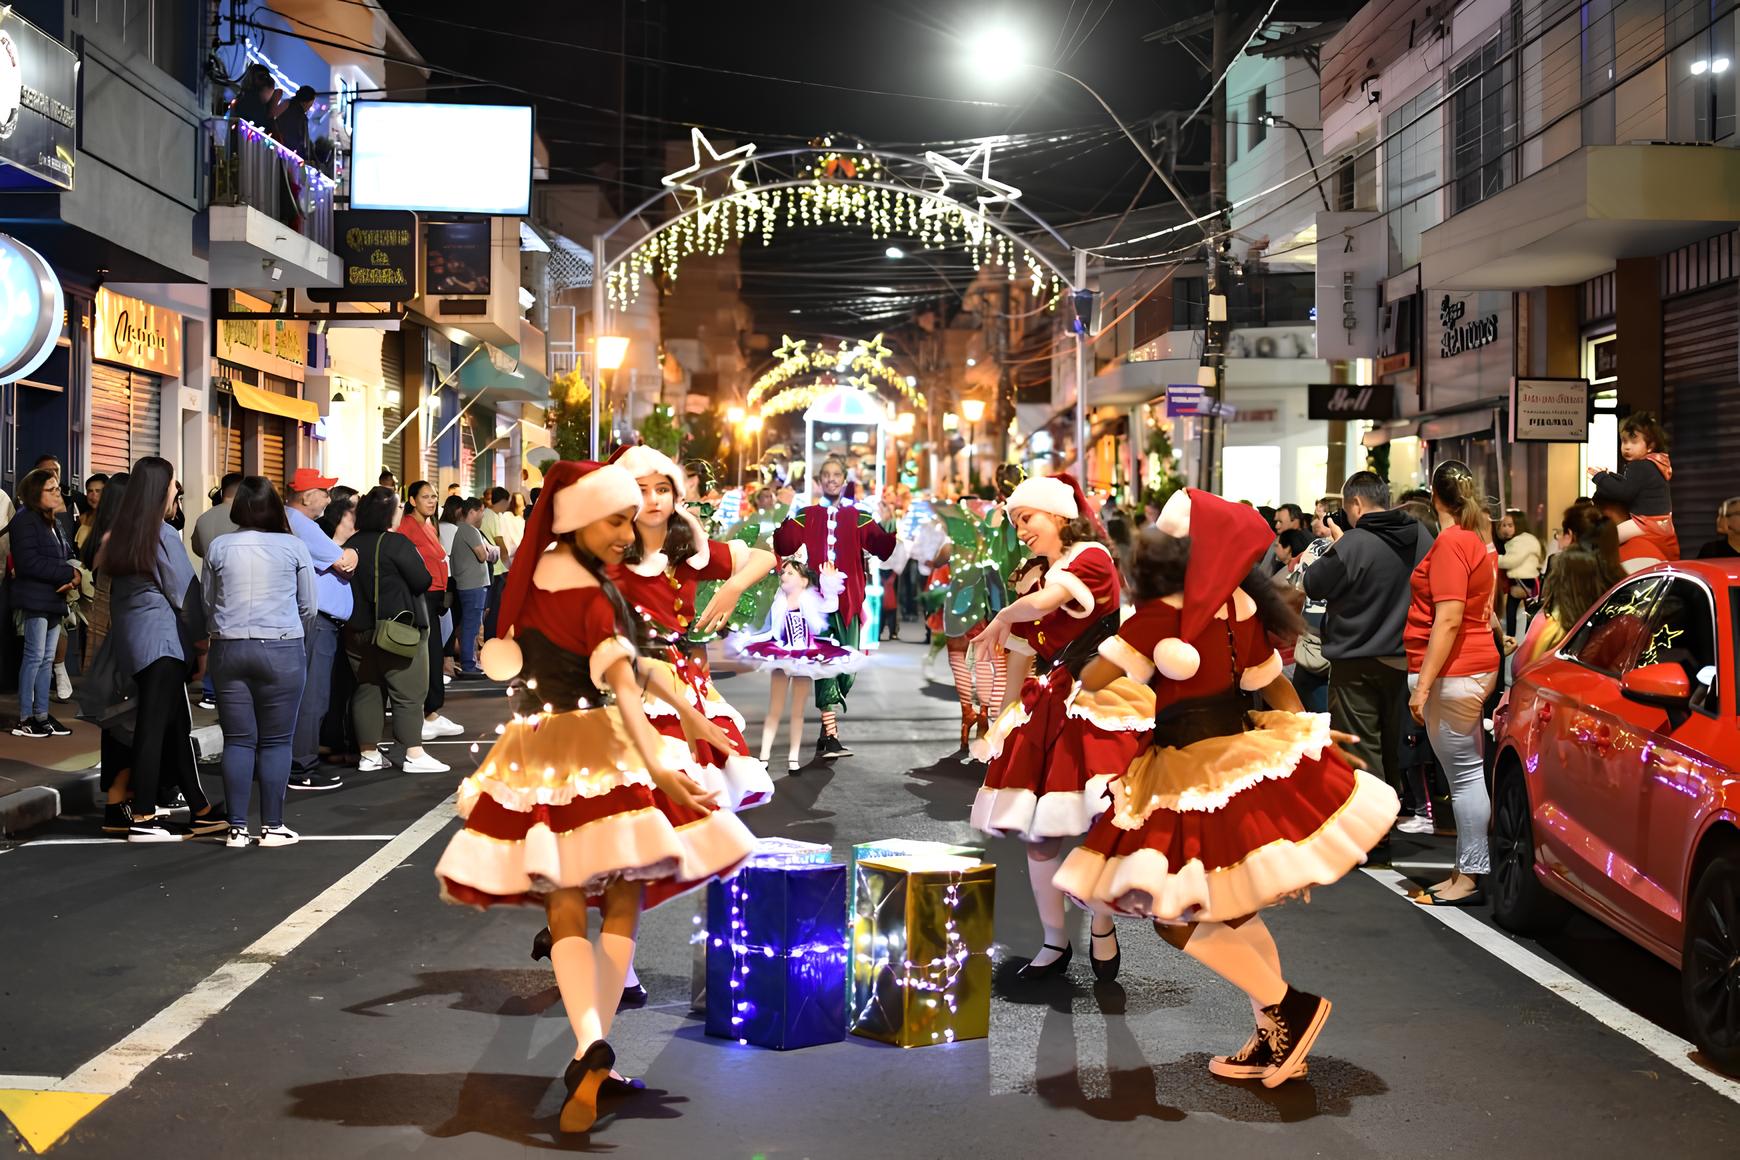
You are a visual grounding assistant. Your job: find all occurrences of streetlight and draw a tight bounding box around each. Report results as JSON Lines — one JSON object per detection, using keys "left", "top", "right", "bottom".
{"left": 1260, "top": 111, "right": 1330, "bottom": 212}
{"left": 885, "top": 245, "right": 906, "bottom": 259}
{"left": 960, "top": 397, "right": 986, "bottom": 494}
{"left": 592, "top": 335, "right": 629, "bottom": 457}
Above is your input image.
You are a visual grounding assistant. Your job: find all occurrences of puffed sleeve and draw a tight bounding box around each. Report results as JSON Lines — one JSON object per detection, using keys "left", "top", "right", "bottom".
{"left": 689, "top": 538, "right": 739, "bottom": 583}
{"left": 1231, "top": 589, "right": 1284, "bottom": 691}
{"left": 577, "top": 591, "right": 638, "bottom": 689}
{"left": 1098, "top": 599, "right": 1173, "bottom": 683}
{"left": 1046, "top": 543, "right": 1118, "bottom": 619}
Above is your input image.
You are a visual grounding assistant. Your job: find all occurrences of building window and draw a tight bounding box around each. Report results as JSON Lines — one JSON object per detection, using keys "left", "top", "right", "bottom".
{"left": 1334, "top": 128, "right": 1378, "bottom": 211}
{"left": 1383, "top": 83, "right": 1442, "bottom": 271}
{"left": 1581, "top": 0, "right": 1617, "bottom": 146}
{"left": 1228, "top": 117, "right": 1240, "bottom": 164}
{"left": 1450, "top": 34, "right": 1514, "bottom": 213}
{"left": 1667, "top": 1, "right": 1737, "bottom": 142}
{"left": 1248, "top": 87, "right": 1268, "bottom": 150}
{"left": 82, "top": 0, "right": 198, "bottom": 89}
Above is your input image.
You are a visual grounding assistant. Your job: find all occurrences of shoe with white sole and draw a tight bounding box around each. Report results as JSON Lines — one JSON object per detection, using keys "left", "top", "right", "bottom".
{"left": 422, "top": 715, "right": 464, "bottom": 740}
{"left": 259, "top": 825, "right": 300, "bottom": 848}
{"left": 127, "top": 820, "right": 183, "bottom": 843}
{"left": 401, "top": 752, "right": 451, "bottom": 774}
{"left": 1395, "top": 814, "right": 1435, "bottom": 835}
{"left": 225, "top": 825, "right": 252, "bottom": 849}
{"left": 357, "top": 751, "right": 391, "bottom": 772}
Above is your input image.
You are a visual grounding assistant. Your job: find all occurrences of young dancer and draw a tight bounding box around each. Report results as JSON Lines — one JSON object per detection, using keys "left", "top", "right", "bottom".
{"left": 735, "top": 558, "right": 865, "bottom": 770}
{"left": 1053, "top": 489, "right": 1399, "bottom": 1086}
{"left": 943, "top": 468, "right": 1028, "bottom": 754}
{"left": 772, "top": 456, "right": 897, "bottom": 761}
{"left": 972, "top": 473, "right": 1155, "bottom": 981}
{"left": 435, "top": 461, "right": 755, "bottom": 1134}
{"left": 1590, "top": 410, "right": 1678, "bottom": 573}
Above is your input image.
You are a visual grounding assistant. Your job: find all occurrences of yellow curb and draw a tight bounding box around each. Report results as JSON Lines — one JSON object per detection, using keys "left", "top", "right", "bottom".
{"left": 0, "top": 1090, "right": 108, "bottom": 1154}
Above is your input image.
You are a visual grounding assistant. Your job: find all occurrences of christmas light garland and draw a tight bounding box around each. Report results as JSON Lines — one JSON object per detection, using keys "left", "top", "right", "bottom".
{"left": 748, "top": 334, "right": 924, "bottom": 411}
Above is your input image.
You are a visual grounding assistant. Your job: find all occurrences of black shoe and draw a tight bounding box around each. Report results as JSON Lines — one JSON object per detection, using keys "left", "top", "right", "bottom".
{"left": 41, "top": 715, "right": 72, "bottom": 737}
{"left": 816, "top": 734, "right": 851, "bottom": 760}
{"left": 102, "top": 802, "right": 133, "bottom": 834}
{"left": 1015, "top": 942, "right": 1073, "bottom": 982}
{"left": 559, "top": 1040, "right": 616, "bottom": 1133}
{"left": 1090, "top": 927, "right": 1121, "bottom": 983}
{"left": 1259, "top": 986, "right": 1332, "bottom": 1088}
{"left": 618, "top": 983, "right": 648, "bottom": 1010}
{"left": 126, "top": 819, "right": 184, "bottom": 843}
{"left": 12, "top": 718, "right": 51, "bottom": 738}
{"left": 1207, "top": 1021, "right": 1311, "bottom": 1081}
{"left": 288, "top": 771, "right": 344, "bottom": 792}
{"left": 532, "top": 926, "right": 553, "bottom": 962}
{"left": 1366, "top": 838, "right": 1392, "bottom": 868}
{"left": 187, "top": 807, "right": 230, "bottom": 836}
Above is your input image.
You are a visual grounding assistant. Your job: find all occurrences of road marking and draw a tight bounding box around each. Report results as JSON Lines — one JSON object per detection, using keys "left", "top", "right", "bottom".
{"left": 0, "top": 793, "right": 457, "bottom": 1153}
{"left": 13, "top": 835, "right": 400, "bottom": 848}
{"left": 1392, "top": 859, "right": 1454, "bottom": 870}
{"left": 0, "top": 1079, "right": 57, "bottom": 1092}
{"left": 1364, "top": 867, "right": 1740, "bottom": 1107}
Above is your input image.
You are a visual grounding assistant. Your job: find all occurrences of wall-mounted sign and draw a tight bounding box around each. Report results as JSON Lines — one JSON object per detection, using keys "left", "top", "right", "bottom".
{"left": 0, "top": 232, "right": 62, "bottom": 384}
{"left": 1589, "top": 332, "right": 1618, "bottom": 382}
{"left": 425, "top": 221, "right": 491, "bottom": 296}
{"left": 0, "top": 11, "right": 78, "bottom": 191}
{"left": 1165, "top": 384, "right": 1204, "bottom": 417}
{"left": 309, "top": 209, "right": 420, "bottom": 303}
{"left": 1308, "top": 383, "right": 1397, "bottom": 421}
{"left": 1438, "top": 294, "right": 1500, "bottom": 358}
{"left": 216, "top": 314, "right": 309, "bottom": 382}
{"left": 94, "top": 288, "right": 183, "bottom": 377}
{"left": 1510, "top": 377, "right": 1590, "bottom": 442}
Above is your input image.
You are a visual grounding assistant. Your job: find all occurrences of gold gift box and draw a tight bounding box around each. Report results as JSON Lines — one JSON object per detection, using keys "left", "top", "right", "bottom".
{"left": 850, "top": 854, "right": 996, "bottom": 1048}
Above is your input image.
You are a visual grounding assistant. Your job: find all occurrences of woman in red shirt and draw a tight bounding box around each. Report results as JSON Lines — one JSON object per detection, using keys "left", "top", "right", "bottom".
{"left": 1404, "top": 461, "right": 1500, "bottom": 906}
{"left": 400, "top": 481, "right": 463, "bottom": 743}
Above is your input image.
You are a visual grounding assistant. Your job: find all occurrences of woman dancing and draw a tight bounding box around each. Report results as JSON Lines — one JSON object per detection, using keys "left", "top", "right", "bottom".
{"left": 436, "top": 461, "right": 755, "bottom": 1133}
{"left": 1054, "top": 489, "right": 1398, "bottom": 1085}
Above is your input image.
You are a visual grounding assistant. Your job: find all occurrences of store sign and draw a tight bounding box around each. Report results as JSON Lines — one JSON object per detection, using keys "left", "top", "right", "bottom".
{"left": 0, "top": 12, "right": 78, "bottom": 191}
{"left": 94, "top": 288, "right": 183, "bottom": 377}
{"left": 216, "top": 314, "right": 309, "bottom": 381}
{"left": 1308, "top": 383, "right": 1397, "bottom": 421}
{"left": 1438, "top": 294, "right": 1500, "bottom": 358}
{"left": 1590, "top": 333, "right": 1618, "bottom": 382}
{"left": 1510, "top": 377, "right": 1590, "bottom": 442}
{"left": 1165, "top": 384, "right": 1204, "bottom": 417}
{"left": 0, "top": 232, "right": 62, "bottom": 384}
{"left": 309, "top": 209, "right": 420, "bottom": 303}
{"left": 1313, "top": 211, "right": 1385, "bottom": 362}
{"left": 425, "top": 221, "right": 491, "bottom": 296}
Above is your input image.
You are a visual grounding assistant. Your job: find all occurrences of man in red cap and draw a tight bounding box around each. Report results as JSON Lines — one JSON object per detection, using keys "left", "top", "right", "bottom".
{"left": 773, "top": 455, "right": 897, "bottom": 760}
{"left": 287, "top": 467, "right": 357, "bottom": 790}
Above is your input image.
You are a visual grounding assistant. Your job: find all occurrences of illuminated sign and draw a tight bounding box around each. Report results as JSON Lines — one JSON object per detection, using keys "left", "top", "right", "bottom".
{"left": 0, "top": 11, "right": 78, "bottom": 191}
{"left": 94, "top": 288, "right": 183, "bottom": 376}
{"left": 0, "top": 232, "right": 62, "bottom": 384}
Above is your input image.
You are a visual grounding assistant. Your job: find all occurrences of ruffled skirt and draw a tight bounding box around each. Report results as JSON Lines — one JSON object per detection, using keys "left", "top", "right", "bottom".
{"left": 736, "top": 638, "right": 868, "bottom": 680}
{"left": 435, "top": 705, "right": 756, "bottom": 911}
{"left": 642, "top": 652, "right": 775, "bottom": 811}
{"left": 1053, "top": 711, "right": 1399, "bottom": 923}
{"left": 969, "top": 666, "right": 1154, "bottom": 842}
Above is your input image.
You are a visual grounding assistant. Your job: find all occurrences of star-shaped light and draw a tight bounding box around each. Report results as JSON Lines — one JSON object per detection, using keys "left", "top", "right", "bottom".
{"left": 771, "top": 334, "right": 809, "bottom": 366}
{"left": 662, "top": 128, "right": 757, "bottom": 229}
{"left": 920, "top": 139, "right": 1024, "bottom": 237}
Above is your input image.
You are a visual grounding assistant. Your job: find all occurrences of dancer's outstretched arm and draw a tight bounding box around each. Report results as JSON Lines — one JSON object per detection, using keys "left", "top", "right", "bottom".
{"left": 601, "top": 656, "right": 718, "bottom": 812}
{"left": 637, "top": 660, "right": 734, "bottom": 755}
{"left": 974, "top": 584, "right": 1075, "bottom": 653}
{"left": 694, "top": 545, "right": 777, "bottom": 635}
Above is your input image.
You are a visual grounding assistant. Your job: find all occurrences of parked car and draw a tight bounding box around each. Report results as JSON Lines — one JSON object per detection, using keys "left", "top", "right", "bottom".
{"left": 1491, "top": 561, "right": 1740, "bottom": 1074}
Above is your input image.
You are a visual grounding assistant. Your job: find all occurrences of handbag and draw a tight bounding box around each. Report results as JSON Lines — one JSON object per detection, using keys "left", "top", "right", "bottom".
{"left": 1294, "top": 630, "right": 1330, "bottom": 674}
{"left": 370, "top": 538, "right": 422, "bottom": 659}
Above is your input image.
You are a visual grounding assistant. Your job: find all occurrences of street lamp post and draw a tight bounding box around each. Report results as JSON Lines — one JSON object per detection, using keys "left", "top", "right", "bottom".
{"left": 727, "top": 405, "right": 747, "bottom": 486}
{"left": 593, "top": 334, "right": 629, "bottom": 457}
{"left": 961, "top": 397, "right": 986, "bottom": 494}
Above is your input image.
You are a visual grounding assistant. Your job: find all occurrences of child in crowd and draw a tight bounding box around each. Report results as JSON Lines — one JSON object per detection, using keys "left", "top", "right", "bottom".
{"left": 735, "top": 558, "right": 865, "bottom": 771}
{"left": 1590, "top": 411, "right": 1678, "bottom": 573}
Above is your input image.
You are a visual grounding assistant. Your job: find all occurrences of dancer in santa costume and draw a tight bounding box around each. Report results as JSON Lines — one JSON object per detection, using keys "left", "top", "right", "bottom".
{"left": 972, "top": 473, "right": 1155, "bottom": 982}
{"left": 1053, "top": 489, "right": 1399, "bottom": 1086}
{"left": 772, "top": 455, "right": 896, "bottom": 761}
{"left": 435, "top": 461, "right": 756, "bottom": 1134}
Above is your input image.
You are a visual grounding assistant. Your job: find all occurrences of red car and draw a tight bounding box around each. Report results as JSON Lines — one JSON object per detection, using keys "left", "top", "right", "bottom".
{"left": 1491, "top": 560, "right": 1740, "bottom": 1073}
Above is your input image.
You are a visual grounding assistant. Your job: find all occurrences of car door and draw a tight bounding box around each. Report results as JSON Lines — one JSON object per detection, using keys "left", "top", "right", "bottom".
{"left": 1533, "top": 574, "right": 1669, "bottom": 918}
{"left": 1602, "top": 575, "right": 1729, "bottom": 954}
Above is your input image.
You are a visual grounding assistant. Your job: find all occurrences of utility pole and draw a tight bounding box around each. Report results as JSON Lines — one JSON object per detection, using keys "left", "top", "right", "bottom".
{"left": 1204, "top": 0, "right": 1232, "bottom": 495}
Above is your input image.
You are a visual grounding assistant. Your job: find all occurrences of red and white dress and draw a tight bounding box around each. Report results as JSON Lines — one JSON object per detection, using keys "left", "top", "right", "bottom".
{"left": 971, "top": 542, "right": 1155, "bottom": 841}
{"left": 1053, "top": 589, "right": 1400, "bottom": 922}
{"left": 733, "top": 571, "right": 867, "bottom": 680}
{"left": 436, "top": 552, "right": 755, "bottom": 911}
{"left": 610, "top": 539, "right": 774, "bottom": 811}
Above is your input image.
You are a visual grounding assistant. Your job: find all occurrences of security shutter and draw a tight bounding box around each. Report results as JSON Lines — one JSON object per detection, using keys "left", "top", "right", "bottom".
{"left": 130, "top": 372, "right": 160, "bottom": 464}
{"left": 89, "top": 364, "right": 134, "bottom": 476}
{"left": 261, "top": 418, "right": 286, "bottom": 490}
{"left": 381, "top": 333, "right": 405, "bottom": 484}
{"left": 1663, "top": 286, "right": 1740, "bottom": 529}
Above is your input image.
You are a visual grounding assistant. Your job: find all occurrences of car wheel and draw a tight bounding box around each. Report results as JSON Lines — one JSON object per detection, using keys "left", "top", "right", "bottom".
{"left": 1490, "top": 766, "right": 1571, "bottom": 936}
{"left": 1682, "top": 855, "right": 1740, "bottom": 1076}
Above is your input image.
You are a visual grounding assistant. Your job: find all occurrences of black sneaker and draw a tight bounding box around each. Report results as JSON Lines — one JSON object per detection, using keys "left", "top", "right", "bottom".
{"left": 289, "top": 771, "right": 344, "bottom": 792}
{"left": 187, "top": 808, "right": 230, "bottom": 836}
{"left": 40, "top": 715, "right": 72, "bottom": 736}
{"left": 12, "top": 718, "right": 51, "bottom": 738}
{"left": 816, "top": 734, "right": 851, "bottom": 760}
{"left": 1207, "top": 1019, "right": 1311, "bottom": 1081}
{"left": 127, "top": 819, "right": 184, "bottom": 843}
{"left": 102, "top": 802, "right": 133, "bottom": 834}
{"left": 1259, "top": 987, "right": 1332, "bottom": 1088}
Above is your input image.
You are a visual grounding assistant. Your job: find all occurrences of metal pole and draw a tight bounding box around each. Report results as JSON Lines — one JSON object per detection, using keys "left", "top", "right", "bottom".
{"left": 1073, "top": 247, "right": 1090, "bottom": 484}
{"left": 591, "top": 232, "right": 607, "bottom": 459}
{"left": 1206, "top": 0, "right": 1232, "bottom": 495}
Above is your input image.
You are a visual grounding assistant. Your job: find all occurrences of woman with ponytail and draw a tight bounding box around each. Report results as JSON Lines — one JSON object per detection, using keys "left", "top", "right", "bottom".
{"left": 1404, "top": 461, "right": 1500, "bottom": 907}
{"left": 434, "top": 461, "right": 755, "bottom": 1136}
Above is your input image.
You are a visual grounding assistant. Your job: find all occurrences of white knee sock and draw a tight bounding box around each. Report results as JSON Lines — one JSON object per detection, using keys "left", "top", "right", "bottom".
{"left": 622, "top": 960, "right": 640, "bottom": 990}
{"left": 1027, "top": 848, "right": 1069, "bottom": 966}
{"left": 550, "top": 935, "right": 604, "bottom": 1055}
{"left": 594, "top": 931, "right": 637, "bottom": 1043}
{"left": 1183, "top": 921, "right": 1287, "bottom": 1009}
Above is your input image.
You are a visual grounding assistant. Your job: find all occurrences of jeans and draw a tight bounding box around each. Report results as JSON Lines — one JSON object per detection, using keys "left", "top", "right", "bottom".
{"left": 293, "top": 616, "right": 342, "bottom": 774}
{"left": 128, "top": 657, "right": 207, "bottom": 818}
{"left": 1293, "top": 664, "right": 1330, "bottom": 714}
{"left": 1410, "top": 670, "right": 1498, "bottom": 875}
{"left": 1328, "top": 657, "right": 1409, "bottom": 801}
{"left": 19, "top": 614, "right": 60, "bottom": 719}
{"left": 350, "top": 631, "right": 430, "bottom": 751}
{"left": 212, "top": 639, "right": 307, "bottom": 828}
{"left": 483, "top": 572, "right": 505, "bottom": 641}
{"left": 455, "top": 586, "right": 488, "bottom": 672}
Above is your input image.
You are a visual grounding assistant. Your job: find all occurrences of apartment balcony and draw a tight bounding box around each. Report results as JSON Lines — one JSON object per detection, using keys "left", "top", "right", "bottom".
{"left": 204, "top": 118, "right": 340, "bottom": 289}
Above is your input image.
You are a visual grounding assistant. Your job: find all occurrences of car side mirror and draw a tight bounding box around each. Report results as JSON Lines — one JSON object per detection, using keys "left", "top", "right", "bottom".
{"left": 1621, "top": 663, "right": 1692, "bottom": 712}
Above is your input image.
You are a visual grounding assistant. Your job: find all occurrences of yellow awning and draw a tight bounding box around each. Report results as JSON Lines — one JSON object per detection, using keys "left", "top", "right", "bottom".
{"left": 231, "top": 380, "right": 320, "bottom": 425}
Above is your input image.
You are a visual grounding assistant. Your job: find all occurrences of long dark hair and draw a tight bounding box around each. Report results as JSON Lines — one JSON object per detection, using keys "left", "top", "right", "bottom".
{"left": 1541, "top": 544, "right": 1616, "bottom": 631}
{"left": 84, "top": 472, "right": 129, "bottom": 568}
{"left": 623, "top": 507, "right": 699, "bottom": 567}
{"left": 1126, "top": 528, "right": 1306, "bottom": 644}
{"left": 319, "top": 493, "right": 355, "bottom": 539}
{"left": 100, "top": 457, "right": 174, "bottom": 577}
{"left": 557, "top": 533, "right": 646, "bottom": 648}
{"left": 355, "top": 486, "right": 400, "bottom": 534}
{"left": 231, "top": 476, "right": 290, "bottom": 533}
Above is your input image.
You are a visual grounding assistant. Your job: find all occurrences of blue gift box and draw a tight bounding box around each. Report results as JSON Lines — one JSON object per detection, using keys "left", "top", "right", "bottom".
{"left": 704, "top": 859, "right": 849, "bottom": 1050}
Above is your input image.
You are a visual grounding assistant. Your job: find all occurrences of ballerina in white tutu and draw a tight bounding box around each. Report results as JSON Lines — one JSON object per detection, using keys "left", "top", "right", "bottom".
{"left": 734, "top": 558, "right": 867, "bottom": 771}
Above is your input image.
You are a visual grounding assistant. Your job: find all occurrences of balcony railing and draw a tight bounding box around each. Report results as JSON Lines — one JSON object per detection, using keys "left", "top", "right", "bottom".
{"left": 208, "top": 118, "right": 335, "bottom": 252}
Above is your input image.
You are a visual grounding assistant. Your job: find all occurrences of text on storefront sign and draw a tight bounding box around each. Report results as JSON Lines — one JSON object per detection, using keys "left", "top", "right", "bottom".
{"left": 1439, "top": 294, "right": 1499, "bottom": 358}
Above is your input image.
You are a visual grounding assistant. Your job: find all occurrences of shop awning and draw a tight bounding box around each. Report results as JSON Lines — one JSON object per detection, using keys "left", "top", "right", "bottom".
{"left": 231, "top": 380, "right": 320, "bottom": 424}
{"left": 456, "top": 330, "right": 551, "bottom": 405}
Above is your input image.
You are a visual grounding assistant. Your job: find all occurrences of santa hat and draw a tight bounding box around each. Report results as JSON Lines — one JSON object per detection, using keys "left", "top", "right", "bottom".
{"left": 1147, "top": 488, "right": 1276, "bottom": 680}
{"left": 609, "top": 443, "right": 710, "bottom": 562}
{"left": 479, "top": 461, "right": 641, "bottom": 680}
{"left": 1004, "top": 472, "right": 1101, "bottom": 537}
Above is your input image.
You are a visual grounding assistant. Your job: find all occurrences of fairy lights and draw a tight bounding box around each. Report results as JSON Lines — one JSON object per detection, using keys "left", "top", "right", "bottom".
{"left": 748, "top": 334, "right": 925, "bottom": 413}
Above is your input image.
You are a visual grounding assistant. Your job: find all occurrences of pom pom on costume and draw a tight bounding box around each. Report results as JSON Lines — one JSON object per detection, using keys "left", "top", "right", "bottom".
{"left": 480, "top": 635, "right": 523, "bottom": 681}
{"left": 1153, "top": 637, "right": 1200, "bottom": 680}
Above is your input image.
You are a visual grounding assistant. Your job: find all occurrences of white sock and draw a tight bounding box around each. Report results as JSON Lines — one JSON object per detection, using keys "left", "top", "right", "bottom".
{"left": 550, "top": 935, "right": 604, "bottom": 1055}
{"left": 622, "top": 960, "right": 640, "bottom": 990}
{"left": 594, "top": 931, "right": 636, "bottom": 1043}
{"left": 54, "top": 662, "right": 69, "bottom": 683}
{"left": 1027, "top": 848, "right": 1069, "bottom": 966}
{"left": 1183, "top": 921, "right": 1288, "bottom": 1009}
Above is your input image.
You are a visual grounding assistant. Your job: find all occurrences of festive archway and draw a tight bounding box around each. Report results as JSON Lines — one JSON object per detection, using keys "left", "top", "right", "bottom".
{"left": 747, "top": 333, "right": 924, "bottom": 411}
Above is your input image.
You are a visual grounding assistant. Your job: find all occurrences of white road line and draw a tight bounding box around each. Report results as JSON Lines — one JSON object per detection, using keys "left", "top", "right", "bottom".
{"left": 49, "top": 794, "right": 456, "bottom": 1096}
{"left": 0, "top": 1077, "right": 59, "bottom": 1091}
{"left": 1363, "top": 867, "right": 1740, "bottom": 1106}
{"left": 14, "top": 835, "right": 399, "bottom": 848}
{"left": 1392, "top": 859, "right": 1455, "bottom": 870}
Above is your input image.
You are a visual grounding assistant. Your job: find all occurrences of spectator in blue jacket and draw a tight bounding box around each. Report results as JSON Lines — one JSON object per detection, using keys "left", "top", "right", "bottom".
{"left": 8, "top": 467, "right": 78, "bottom": 737}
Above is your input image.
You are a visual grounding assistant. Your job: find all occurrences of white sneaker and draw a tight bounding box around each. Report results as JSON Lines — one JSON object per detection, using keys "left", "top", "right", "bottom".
{"left": 422, "top": 715, "right": 464, "bottom": 740}
{"left": 1396, "top": 814, "right": 1435, "bottom": 835}
{"left": 401, "top": 752, "right": 451, "bottom": 774}
{"left": 357, "top": 751, "right": 391, "bottom": 772}
{"left": 260, "top": 825, "right": 300, "bottom": 848}
{"left": 443, "top": 674, "right": 453, "bottom": 686}
{"left": 53, "top": 664, "right": 72, "bottom": 702}
{"left": 225, "top": 825, "right": 252, "bottom": 849}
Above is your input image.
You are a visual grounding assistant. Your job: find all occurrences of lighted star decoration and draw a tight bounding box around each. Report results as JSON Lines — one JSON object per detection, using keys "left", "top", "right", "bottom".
{"left": 662, "top": 127, "right": 757, "bottom": 230}
{"left": 918, "top": 140, "right": 1023, "bottom": 242}
{"left": 770, "top": 335, "right": 808, "bottom": 364}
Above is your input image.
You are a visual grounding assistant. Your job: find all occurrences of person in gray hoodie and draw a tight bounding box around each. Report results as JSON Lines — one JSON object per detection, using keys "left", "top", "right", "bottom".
{"left": 1302, "top": 471, "right": 1434, "bottom": 815}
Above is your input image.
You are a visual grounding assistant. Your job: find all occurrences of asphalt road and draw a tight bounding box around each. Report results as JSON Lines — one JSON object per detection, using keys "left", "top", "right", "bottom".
{"left": 2, "top": 640, "right": 1738, "bottom": 1158}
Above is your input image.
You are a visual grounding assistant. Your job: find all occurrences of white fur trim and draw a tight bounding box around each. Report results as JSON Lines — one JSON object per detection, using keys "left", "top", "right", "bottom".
{"left": 588, "top": 635, "right": 637, "bottom": 689}
{"left": 1064, "top": 681, "right": 1157, "bottom": 732}
{"left": 1153, "top": 637, "right": 1200, "bottom": 680}
{"left": 553, "top": 464, "right": 642, "bottom": 534}
{"left": 615, "top": 445, "right": 685, "bottom": 493}
{"left": 1006, "top": 476, "right": 1078, "bottom": 520}
{"left": 1157, "top": 489, "right": 1191, "bottom": 537}
{"left": 969, "top": 775, "right": 1117, "bottom": 841}
{"left": 969, "top": 698, "right": 1033, "bottom": 762}
{"left": 533, "top": 548, "right": 602, "bottom": 592}
{"left": 479, "top": 636, "right": 523, "bottom": 681}
{"left": 1045, "top": 561, "right": 1097, "bottom": 619}
{"left": 1231, "top": 587, "right": 1257, "bottom": 621}
{"left": 1239, "top": 649, "right": 1283, "bottom": 691}
{"left": 1098, "top": 635, "right": 1155, "bottom": 684}
{"left": 1112, "top": 712, "right": 1334, "bottom": 817}
{"left": 1004, "top": 634, "right": 1036, "bottom": 656}
{"left": 626, "top": 552, "right": 669, "bottom": 577}
{"left": 694, "top": 753, "right": 776, "bottom": 812}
